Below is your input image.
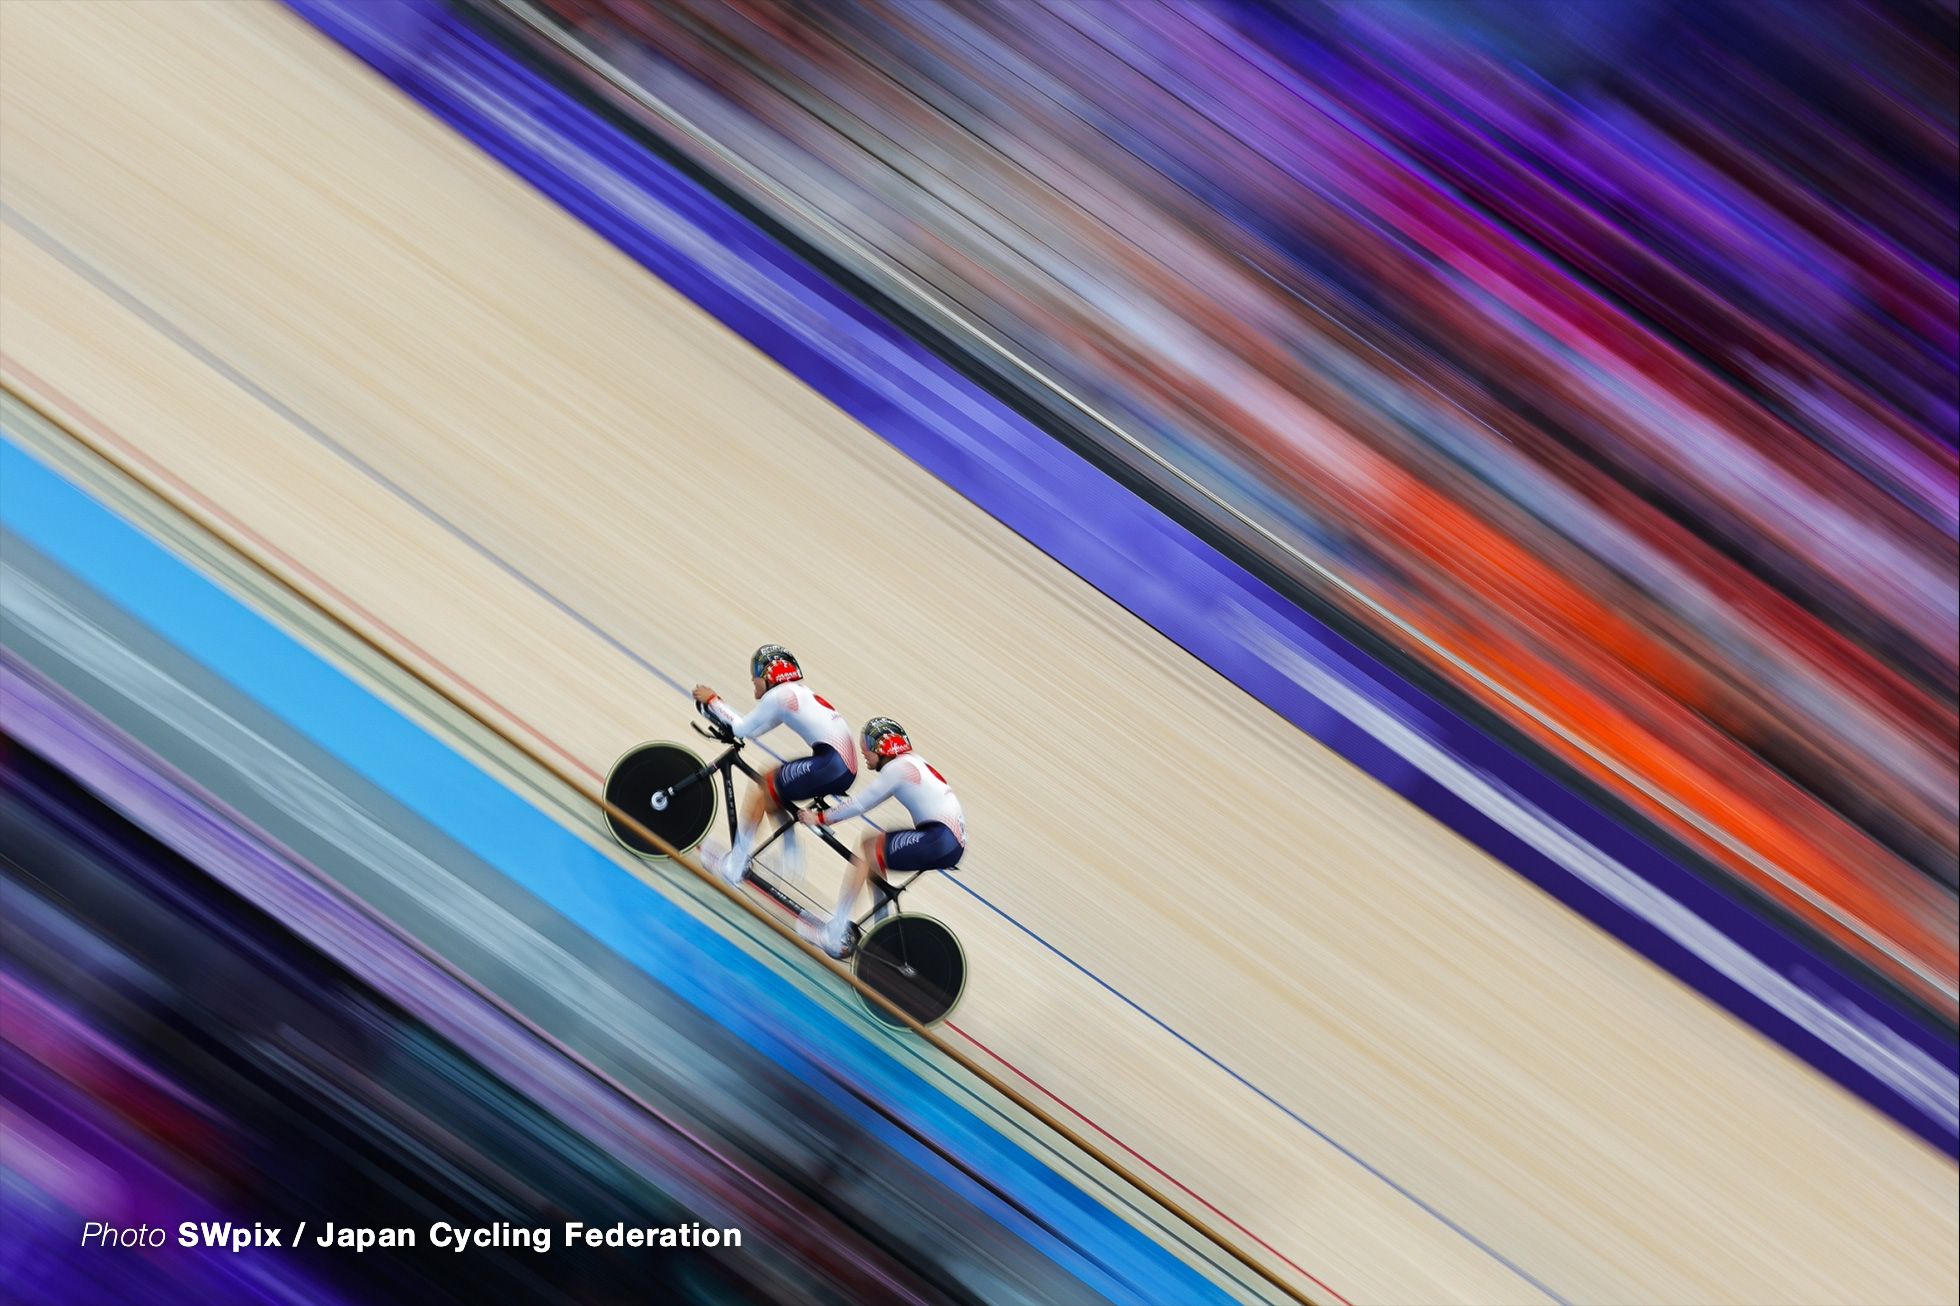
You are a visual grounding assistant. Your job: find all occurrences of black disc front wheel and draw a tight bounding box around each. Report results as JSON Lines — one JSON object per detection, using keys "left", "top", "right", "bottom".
{"left": 604, "top": 742, "right": 715, "bottom": 857}
{"left": 853, "top": 915, "right": 966, "bottom": 1028}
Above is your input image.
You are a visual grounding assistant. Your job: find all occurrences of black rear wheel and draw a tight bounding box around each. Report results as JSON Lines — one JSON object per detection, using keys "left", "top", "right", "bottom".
{"left": 604, "top": 742, "right": 715, "bottom": 857}
{"left": 853, "top": 915, "right": 965, "bottom": 1028}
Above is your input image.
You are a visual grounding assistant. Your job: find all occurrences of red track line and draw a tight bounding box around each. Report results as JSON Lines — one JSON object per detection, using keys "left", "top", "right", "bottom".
{"left": 3, "top": 357, "right": 606, "bottom": 784}
{"left": 947, "top": 1020, "right": 1352, "bottom": 1306}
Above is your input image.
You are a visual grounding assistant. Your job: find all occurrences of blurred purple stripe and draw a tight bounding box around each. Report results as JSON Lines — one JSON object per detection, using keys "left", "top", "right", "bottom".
{"left": 289, "top": 0, "right": 1957, "bottom": 1152}
{"left": 500, "top": 0, "right": 1955, "bottom": 1006}
{"left": 0, "top": 651, "right": 923, "bottom": 1291}
{"left": 1, "top": 1038, "right": 347, "bottom": 1306}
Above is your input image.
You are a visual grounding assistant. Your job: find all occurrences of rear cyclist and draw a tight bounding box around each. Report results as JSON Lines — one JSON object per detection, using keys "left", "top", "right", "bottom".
{"left": 796, "top": 717, "right": 964, "bottom": 958}
{"left": 692, "top": 645, "right": 857, "bottom": 885}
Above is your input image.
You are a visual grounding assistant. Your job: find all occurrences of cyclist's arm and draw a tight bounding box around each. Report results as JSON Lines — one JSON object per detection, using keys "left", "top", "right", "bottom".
{"left": 711, "top": 686, "right": 787, "bottom": 739}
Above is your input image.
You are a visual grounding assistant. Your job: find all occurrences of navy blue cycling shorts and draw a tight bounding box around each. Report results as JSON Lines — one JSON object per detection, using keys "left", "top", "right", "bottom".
{"left": 878, "top": 821, "right": 965, "bottom": 872}
{"left": 768, "top": 743, "right": 855, "bottom": 804}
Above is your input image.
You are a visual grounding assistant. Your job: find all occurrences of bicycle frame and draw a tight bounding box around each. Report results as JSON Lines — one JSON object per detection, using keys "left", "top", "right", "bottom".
{"left": 684, "top": 710, "right": 933, "bottom": 928}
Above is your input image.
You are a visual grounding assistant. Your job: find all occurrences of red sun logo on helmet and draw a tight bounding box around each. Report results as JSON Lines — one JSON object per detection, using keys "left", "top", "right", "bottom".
{"left": 751, "top": 644, "right": 802, "bottom": 688}
{"left": 863, "top": 717, "right": 912, "bottom": 760}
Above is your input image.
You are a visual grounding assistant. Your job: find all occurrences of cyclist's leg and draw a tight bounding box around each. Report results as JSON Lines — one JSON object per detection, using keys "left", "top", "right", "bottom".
{"left": 767, "top": 744, "right": 852, "bottom": 805}
{"left": 755, "top": 745, "right": 848, "bottom": 882}
{"left": 812, "top": 823, "right": 960, "bottom": 955}
{"left": 726, "top": 765, "right": 782, "bottom": 877}
{"left": 881, "top": 822, "right": 963, "bottom": 873}
{"left": 810, "top": 833, "right": 882, "bottom": 955}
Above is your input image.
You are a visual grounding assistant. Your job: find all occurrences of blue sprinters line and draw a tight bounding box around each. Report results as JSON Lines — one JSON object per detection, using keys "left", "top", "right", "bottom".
{"left": 0, "top": 207, "right": 1554, "bottom": 1298}
{"left": 0, "top": 433, "right": 1228, "bottom": 1306}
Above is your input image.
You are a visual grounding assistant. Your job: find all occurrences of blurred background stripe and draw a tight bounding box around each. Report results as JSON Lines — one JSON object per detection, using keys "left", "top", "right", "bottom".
{"left": 284, "top": 0, "right": 1953, "bottom": 1148}
{"left": 3, "top": 2, "right": 1953, "bottom": 1299}
{"left": 479, "top": 0, "right": 1957, "bottom": 1009}
{"left": 2, "top": 419, "right": 1253, "bottom": 1303}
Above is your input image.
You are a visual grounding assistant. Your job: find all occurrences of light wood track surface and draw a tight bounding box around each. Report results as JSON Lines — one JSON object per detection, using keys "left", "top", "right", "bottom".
{"left": 2, "top": 5, "right": 1953, "bottom": 1303}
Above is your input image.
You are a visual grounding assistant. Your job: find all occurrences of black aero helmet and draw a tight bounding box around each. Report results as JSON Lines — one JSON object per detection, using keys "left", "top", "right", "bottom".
{"left": 751, "top": 644, "right": 802, "bottom": 688}
{"left": 861, "top": 717, "right": 912, "bottom": 763}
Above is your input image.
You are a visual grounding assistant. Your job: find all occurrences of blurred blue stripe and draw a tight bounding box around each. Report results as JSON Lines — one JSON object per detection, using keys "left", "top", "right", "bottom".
{"left": 285, "top": 0, "right": 1955, "bottom": 1153}
{"left": 0, "top": 433, "right": 1233, "bottom": 1305}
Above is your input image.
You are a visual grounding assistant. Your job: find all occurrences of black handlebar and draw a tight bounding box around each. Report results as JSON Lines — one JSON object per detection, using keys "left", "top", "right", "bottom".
{"left": 693, "top": 698, "right": 737, "bottom": 744}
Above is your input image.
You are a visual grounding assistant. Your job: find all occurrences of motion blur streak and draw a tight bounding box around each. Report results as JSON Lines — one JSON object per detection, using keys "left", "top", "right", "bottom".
{"left": 506, "top": 0, "right": 1958, "bottom": 1004}
{"left": 295, "top": 0, "right": 1952, "bottom": 1149}
{"left": 2, "top": 2, "right": 1955, "bottom": 1302}
{"left": 0, "top": 692, "right": 770, "bottom": 1303}
{"left": 1, "top": 421, "right": 1205, "bottom": 1303}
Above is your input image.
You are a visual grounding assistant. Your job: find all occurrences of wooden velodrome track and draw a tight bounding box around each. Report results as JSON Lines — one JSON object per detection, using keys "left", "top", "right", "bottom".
{"left": 2, "top": 5, "right": 1953, "bottom": 1302}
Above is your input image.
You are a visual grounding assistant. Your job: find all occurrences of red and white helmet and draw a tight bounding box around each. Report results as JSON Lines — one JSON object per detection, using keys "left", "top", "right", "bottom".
{"left": 750, "top": 644, "right": 802, "bottom": 689}
{"left": 861, "top": 717, "right": 912, "bottom": 762}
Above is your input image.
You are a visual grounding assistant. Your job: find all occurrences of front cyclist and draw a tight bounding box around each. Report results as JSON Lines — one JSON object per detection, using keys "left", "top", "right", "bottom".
{"left": 692, "top": 645, "right": 857, "bottom": 885}
{"left": 795, "top": 717, "right": 965, "bottom": 959}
